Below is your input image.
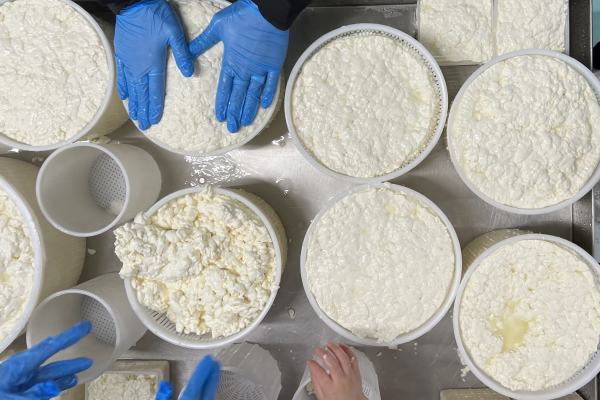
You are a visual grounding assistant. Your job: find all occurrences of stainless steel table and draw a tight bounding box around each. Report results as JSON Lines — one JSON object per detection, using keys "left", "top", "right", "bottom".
{"left": 3, "top": 0, "right": 598, "bottom": 398}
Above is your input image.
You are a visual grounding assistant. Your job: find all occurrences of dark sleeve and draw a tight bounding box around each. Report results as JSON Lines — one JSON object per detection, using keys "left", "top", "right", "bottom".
{"left": 97, "top": 0, "right": 140, "bottom": 15}
{"left": 253, "top": 0, "right": 312, "bottom": 31}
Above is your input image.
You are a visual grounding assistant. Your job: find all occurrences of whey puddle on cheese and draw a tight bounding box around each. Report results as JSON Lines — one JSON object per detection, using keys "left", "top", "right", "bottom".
{"left": 459, "top": 239, "right": 600, "bottom": 391}
{"left": 305, "top": 186, "right": 455, "bottom": 343}
{"left": 291, "top": 32, "right": 440, "bottom": 179}
{"left": 451, "top": 55, "right": 600, "bottom": 209}
{"left": 114, "top": 186, "right": 278, "bottom": 339}
{"left": 0, "top": 0, "right": 109, "bottom": 146}
{"left": 87, "top": 373, "right": 157, "bottom": 400}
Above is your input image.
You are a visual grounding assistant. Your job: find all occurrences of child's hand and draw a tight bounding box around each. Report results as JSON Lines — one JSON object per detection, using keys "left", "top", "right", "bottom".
{"left": 307, "top": 342, "right": 368, "bottom": 400}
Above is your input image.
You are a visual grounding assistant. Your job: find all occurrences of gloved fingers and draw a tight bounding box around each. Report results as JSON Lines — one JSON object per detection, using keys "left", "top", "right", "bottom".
{"left": 199, "top": 362, "right": 220, "bottom": 400}
{"left": 155, "top": 381, "right": 173, "bottom": 400}
{"left": 261, "top": 70, "right": 280, "bottom": 109}
{"left": 125, "top": 66, "right": 138, "bottom": 120}
{"left": 189, "top": 19, "right": 221, "bottom": 59}
{"left": 226, "top": 77, "right": 250, "bottom": 133}
{"left": 53, "top": 375, "right": 78, "bottom": 392}
{"left": 215, "top": 66, "right": 234, "bottom": 122}
{"left": 179, "top": 356, "right": 220, "bottom": 400}
{"left": 21, "top": 381, "right": 60, "bottom": 399}
{"left": 241, "top": 76, "right": 265, "bottom": 127}
{"left": 148, "top": 73, "right": 166, "bottom": 125}
{"left": 135, "top": 75, "right": 150, "bottom": 130}
{"left": 168, "top": 29, "right": 195, "bottom": 78}
{"left": 115, "top": 56, "right": 129, "bottom": 100}
{"left": 35, "top": 358, "right": 92, "bottom": 383}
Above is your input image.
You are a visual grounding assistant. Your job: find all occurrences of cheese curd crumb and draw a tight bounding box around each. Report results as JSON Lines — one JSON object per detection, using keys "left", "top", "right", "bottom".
{"left": 460, "top": 240, "right": 600, "bottom": 391}
{"left": 306, "top": 187, "right": 455, "bottom": 342}
{"left": 292, "top": 34, "right": 440, "bottom": 179}
{"left": 87, "top": 373, "right": 156, "bottom": 400}
{"left": 114, "top": 187, "right": 277, "bottom": 339}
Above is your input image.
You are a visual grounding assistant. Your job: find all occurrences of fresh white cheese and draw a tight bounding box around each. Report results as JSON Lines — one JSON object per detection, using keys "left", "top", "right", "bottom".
{"left": 292, "top": 33, "right": 440, "bottom": 179}
{"left": 0, "top": 0, "right": 109, "bottom": 146}
{"left": 420, "top": 0, "right": 493, "bottom": 63}
{"left": 452, "top": 55, "right": 600, "bottom": 209}
{"left": 460, "top": 239, "right": 600, "bottom": 391}
{"left": 87, "top": 373, "right": 156, "bottom": 400}
{"left": 144, "top": 1, "right": 274, "bottom": 153}
{"left": 306, "top": 187, "right": 455, "bottom": 342}
{"left": 0, "top": 187, "right": 34, "bottom": 342}
{"left": 114, "top": 186, "right": 277, "bottom": 338}
{"left": 497, "top": 0, "right": 567, "bottom": 55}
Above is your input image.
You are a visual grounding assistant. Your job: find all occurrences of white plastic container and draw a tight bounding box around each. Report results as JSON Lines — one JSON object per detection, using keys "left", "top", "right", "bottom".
{"left": 85, "top": 360, "right": 169, "bottom": 400}
{"left": 0, "top": 0, "right": 128, "bottom": 152}
{"left": 0, "top": 158, "right": 85, "bottom": 354}
{"left": 36, "top": 143, "right": 161, "bottom": 237}
{"left": 285, "top": 23, "right": 448, "bottom": 184}
{"left": 123, "top": 0, "right": 284, "bottom": 158}
{"left": 123, "top": 187, "right": 287, "bottom": 349}
{"left": 446, "top": 49, "right": 600, "bottom": 215}
{"left": 214, "top": 342, "right": 281, "bottom": 400}
{"left": 454, "top": 231, "right": 600, "bottom": 400}
{"left": 292, "top": 347, "right": 381, "bottom": 400}
{"left": 26, "top": 273, "right": 148, "bottom": 384}
{"left": 300, "top": 183, "right": 462, "bottom": 346}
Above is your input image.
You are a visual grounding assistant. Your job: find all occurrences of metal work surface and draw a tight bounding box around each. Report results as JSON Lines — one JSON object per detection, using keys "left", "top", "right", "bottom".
{"left": 2, "top": 1, "right": 596, "bottom": 399}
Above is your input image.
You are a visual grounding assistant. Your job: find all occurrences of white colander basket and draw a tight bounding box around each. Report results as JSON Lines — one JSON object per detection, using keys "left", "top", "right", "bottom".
{"left": 123, "top": 187, "right": 287, "bottom": 349}
{"left": 454, "top": 231, "right": 600, "bottom": 400}
{"left": 284, "top": 23, "right": 449, "bottom": 184}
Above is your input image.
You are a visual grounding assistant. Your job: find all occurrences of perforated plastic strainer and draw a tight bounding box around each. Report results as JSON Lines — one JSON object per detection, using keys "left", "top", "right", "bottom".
{"left": 284, "top": 23, "right": 448, "bottom": 184}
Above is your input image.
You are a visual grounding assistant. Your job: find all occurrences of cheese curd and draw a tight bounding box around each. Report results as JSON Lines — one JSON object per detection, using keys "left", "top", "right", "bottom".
{"left": 451, "top": 55, "right": 600, "bottom": 209}
{"left": 420, "top": 0, "right": 493, "bottom": 63}
{"left": 306, "top": 187, "right": 455, "bottom": 342}
{"left": 0, "top": 0, "right": 109, "bottom": 146}
{"left": 144, "top": 1, "right": 275, "bottom": 153}
{"left": 0, "top": 188, "right": 34, "bottom": 342}
{"left": 115, "top": 187, "right": 277, "bottom": 338}
{"left": 497, "top": 0, "right": 567, "bottom": 55}
{"left": 292, "top": 34, "right": 440, "bottom": 179}
{"left": 460, "top": 239, "right": 600, "bottom": 391}
{"left": 87, "top": 373, "right": 156, "bottom": 400}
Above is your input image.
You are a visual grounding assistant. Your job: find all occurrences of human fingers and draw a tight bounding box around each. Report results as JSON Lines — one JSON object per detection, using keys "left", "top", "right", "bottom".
{"left": 338, "top": 344, "right": 360, "bottom": 370}
{"left": 148, "top": 73, "right": 166, "bottom": 125}
{"left": 135, "top": 76, "right": 150, "bottom": 130}
{"left": 34, "top": 358, "right": 92, "bottom": 383}
{"left": 179, "top": 356, "right": 220, "bottom": 400}
{"left": 155, "top": 381, "right": 173, "bottom": 400}
{"left": 21, "top": 381, "right": 60, "bottom": 399}
{"left": 315, "top": 346, "right": 344, "bottom": 381}
{"left": 125, "top": 66, "right": 138, "bottom": 120}
{"left": 215, "top": 66, "right": 234, "bottom": 122}
{"left": 199, "top": 361, "right": 220, "bottom": 400}
{"left": 241, "top": 76, "right": 265, "bottom": 127}
{"left": 188, "top": 18, "right": 221, "bottom": 59}
{"left": 307, "top": 359, "right": 330, "bottom": 399}
{"left": 53, "top": 375, "right": 78, "bottom": 392}
{"left": 115, "top": 56, "right": 129, "bottom": 100}
{"left": 226, "top": 77, "right": 250, "bottom": 133}
{"left": 327, "top": 342, "right": 353, "bottom": 375}
{"left": 261, "top": 70, "right": 279, "bottom": 109}
{"left": 168, "top": 26, "right": 195, "bottom": 77}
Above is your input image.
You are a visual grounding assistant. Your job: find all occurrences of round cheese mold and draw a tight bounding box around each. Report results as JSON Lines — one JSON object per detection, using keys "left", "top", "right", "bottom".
{"left": 455, "top": 231, "right": 600, "bottom": 399}
{"left": 125, "top": 0, "right": 282, "bottom": 157}
{"left": 0, "top": 0, "right": 126, "bottom": 150}
{"left": 286, "top": 24, "right": 448, "bottom": 184}
{"left": 301, "top": 183, "right": 460, "bottom": 346}
{"left": 118, "top": 185, "right": 287, "bottom": 349}
{"left": 448, "top": 51, "right": 600, "bottom": 214}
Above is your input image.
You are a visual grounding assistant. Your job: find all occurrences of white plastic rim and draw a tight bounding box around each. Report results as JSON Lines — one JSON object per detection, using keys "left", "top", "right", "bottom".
{"left": 0, "top": 0, "right": 116, "bottom": 152}
{"left": 284, "top": 23, "right": 449, "bottom": 184}
{"left": 300, "top": 183, "right": 462, "bottom": 346}
{"left": 123, "top": 187, "right": 284, "bottom": 349}
{"left": 0, "top": 175, "right": 44, "bottom": 353}
{"left": 447, "top": 49, "right": 600, "bottom": 215}
{"left": 123, "top": 0, "right": 283, "bottom": 158}
{"left": 453, "top": 233, "right": 600, "bottom": 400}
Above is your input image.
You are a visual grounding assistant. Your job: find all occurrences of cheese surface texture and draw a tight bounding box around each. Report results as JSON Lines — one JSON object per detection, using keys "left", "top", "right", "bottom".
{"left": 292, "top": 34, "right": 439, "bottom": 179}
{"left": 460, "top": 239, "right": 600, "bottom": 391}
{"left": 0, "top": 0, "right": 108, "bottom": 146}
{"left": 306, "top": 187, "right": 455, "bottom": 342}
{"left": 452, "top": 55, "right": 600, "bottom": 209}
{"left": 87, "top": 373, "right": 156, "bottom": 400}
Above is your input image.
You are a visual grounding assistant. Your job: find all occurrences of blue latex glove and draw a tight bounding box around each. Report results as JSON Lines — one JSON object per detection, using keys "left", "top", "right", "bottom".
{"left": 115, "top": 0, "right": 195, "bottom": 130}
{"left": 155, "top": 356, "right": 220, "bottom": 400}
{"left": 189, "top": 0, "right": 289, "bottom": 133}
{"left": 0, "top": 321, "right": 93, "bottom": 400}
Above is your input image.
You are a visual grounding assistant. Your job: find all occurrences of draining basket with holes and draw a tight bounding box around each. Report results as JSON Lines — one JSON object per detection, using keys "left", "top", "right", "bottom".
{"left": 36, "top": 142, "right": 161, "bottom": 237}
{"left": 26, "top": 273, "right": 147, "bottom": 384}
{"left": 446, "top": 49, "right": 600, "bottom": 215}
{"left": 454, "top": 230, "right": 600, "bottom": 400}
{"left": 284, "top": 23, "right": 448, "bottom": 184}
{"left": 213, "top": 342, "right": 281, "bottom": 400}
{"left": 292, "top": 347, "right": 381, "bottom": 400}
{"left": 0, "top": 158, "right": 85, "bottom": 355}
{"left": 123, "top": 187, "right": 287, "bottom": 349}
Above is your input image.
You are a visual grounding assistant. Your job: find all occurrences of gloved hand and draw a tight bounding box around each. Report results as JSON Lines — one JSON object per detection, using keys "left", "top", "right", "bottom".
{"left": 115, "top": 0, "right": 195, "bottom": 130}
{"left": 155, "top": 355, "right": 220, "bottom": 400}
{"left": 0, "top": 321, "right": 93, "bottom": 400}
{"left": 189, "top": 0, "right": 289, "bottom": 133}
